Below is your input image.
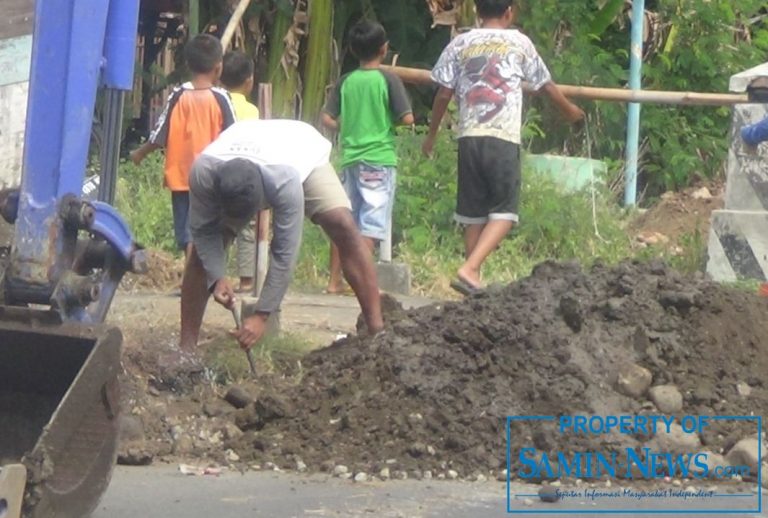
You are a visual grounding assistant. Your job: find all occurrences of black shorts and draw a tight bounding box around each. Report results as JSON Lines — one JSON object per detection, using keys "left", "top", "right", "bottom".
{"left": 456, "top": 136, "right": 521, "bottom": 224}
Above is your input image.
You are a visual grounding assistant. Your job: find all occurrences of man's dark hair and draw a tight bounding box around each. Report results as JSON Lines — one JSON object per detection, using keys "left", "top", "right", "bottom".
{"left": 221, "top": 51, "right": 255, "bottom": 89}
{"left": 184, "top": 34, "right": 223, "bottom": 74}
{"left": 215, "top": 159, "right": 264, "bottom": 221}
{"left": 474, "top": 0, "right": 513, "bottom": 18}
{"left": 348, "top": 20, "right": 388, "bottom": 62}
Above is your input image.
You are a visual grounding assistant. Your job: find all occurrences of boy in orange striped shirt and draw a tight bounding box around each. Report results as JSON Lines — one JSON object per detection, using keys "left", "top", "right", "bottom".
{"left": 130, "top": 34, "right": 236, "bottom": 257}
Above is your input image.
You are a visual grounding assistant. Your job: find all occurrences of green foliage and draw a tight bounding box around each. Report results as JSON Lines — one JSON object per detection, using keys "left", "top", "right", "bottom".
{"left": 332, "top": 0, "right": 451, "bottom": 118}
{"left": 293, "top": 128, "right": 635, "bottom": 294}
{"left": 115, "top": 154, "right": 177, "bottom": 253}
{"left": 393, "top": 126, "right": 458, "bottom": 250}
{"left": 517, "top": 0, "right": 768, "bottom": 196}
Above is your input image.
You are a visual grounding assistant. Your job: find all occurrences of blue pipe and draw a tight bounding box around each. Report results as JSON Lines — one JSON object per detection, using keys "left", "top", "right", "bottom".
{"left": 624, "top": 0, "right": 645, "bottom": 207}
{"left": 103, "top": 0, "right": 140, "bottom": 90}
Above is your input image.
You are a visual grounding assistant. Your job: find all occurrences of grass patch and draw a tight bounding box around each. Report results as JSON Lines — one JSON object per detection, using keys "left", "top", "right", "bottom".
{"left": 203, "top": 332, "right": 313, "bottom": 384}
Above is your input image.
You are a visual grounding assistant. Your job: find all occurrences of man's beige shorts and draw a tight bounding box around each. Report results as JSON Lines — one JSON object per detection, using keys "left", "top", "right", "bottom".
{"left": 303, "top": 163, "right": 352, "bottom": 221}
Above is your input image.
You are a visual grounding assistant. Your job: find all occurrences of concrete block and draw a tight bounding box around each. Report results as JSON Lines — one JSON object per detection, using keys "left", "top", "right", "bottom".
{"left": 707, "top": 210, "right": 768, "bottom": 282}
{"left": 729, "top": 62, "right": 768, "bottom": 92}
{"left": 376, "top": 261, "right": 411, "bottom": 296}
{"left": 706, "top": 63, "right": 768, "bottom": 282}
{"left": 723, "top": 104, "right": 768, "bottom": 211}
{"left": 239, "top": 297, "right": 281, "bottom": 337}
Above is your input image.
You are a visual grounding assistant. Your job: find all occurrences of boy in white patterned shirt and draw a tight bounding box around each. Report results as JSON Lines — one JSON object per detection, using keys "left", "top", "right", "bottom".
{"left": 423, "top": 0, "right": 584, "bottom": 295}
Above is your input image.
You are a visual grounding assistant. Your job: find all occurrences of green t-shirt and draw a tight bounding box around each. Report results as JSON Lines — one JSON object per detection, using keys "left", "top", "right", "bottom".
{"left": 324, "top": 68, "right": 412, "bottom": 169}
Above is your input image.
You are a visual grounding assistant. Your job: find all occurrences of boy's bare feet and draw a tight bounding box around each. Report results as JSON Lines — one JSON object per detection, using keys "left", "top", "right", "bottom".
{"left": 325, "top": 282, "right": 352, "bottom": 295}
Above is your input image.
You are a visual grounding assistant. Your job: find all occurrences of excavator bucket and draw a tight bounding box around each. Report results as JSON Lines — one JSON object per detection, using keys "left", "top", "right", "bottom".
{"left": 0, "top": 306, "right": 121, "bottom": 518}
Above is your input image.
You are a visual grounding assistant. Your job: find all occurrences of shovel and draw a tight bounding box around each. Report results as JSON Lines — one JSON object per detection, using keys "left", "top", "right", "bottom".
{"left": 230, "top": 303, "right": 257, "bottom": 375}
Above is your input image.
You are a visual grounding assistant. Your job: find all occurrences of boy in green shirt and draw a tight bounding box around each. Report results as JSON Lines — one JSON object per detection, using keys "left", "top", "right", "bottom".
{"left": 322, "top": 20, "right": 414, "bottom": 294}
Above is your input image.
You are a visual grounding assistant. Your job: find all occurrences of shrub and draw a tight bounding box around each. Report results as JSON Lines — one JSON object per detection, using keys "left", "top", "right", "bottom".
{"left": 115, "top": 153, "right": 177, "bottom": 253}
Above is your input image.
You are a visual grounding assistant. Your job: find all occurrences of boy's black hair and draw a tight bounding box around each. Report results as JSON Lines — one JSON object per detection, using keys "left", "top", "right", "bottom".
{"left": 184, "top": 34, "right": 223, "bottom": 74}
{"left": 348, "top": 20, "right": 388, "bottom": 62}
{"left": 474, "top": 0, "right": 513, "bottom": 18}
{"left": 221, "top": 51, "right": 255, "bottom": 89}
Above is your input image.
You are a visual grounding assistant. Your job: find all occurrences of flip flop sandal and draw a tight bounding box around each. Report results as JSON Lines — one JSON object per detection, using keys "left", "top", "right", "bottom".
{"left": 450, "top": 277, "right": 481, "bottom": 296}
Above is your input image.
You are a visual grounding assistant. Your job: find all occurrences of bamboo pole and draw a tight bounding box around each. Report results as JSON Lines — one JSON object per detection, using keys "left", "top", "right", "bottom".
{"left": 221, "top": 0, "right": 252, "bottom": 50}
{"left": 253, "top": 83, "right": 273, "bottom": 298}
{"left": 382, "top": 65, "right": 752, "bottom": 106}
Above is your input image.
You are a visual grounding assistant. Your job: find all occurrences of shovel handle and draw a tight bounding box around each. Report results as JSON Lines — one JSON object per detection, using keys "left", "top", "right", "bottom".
{"left": 230, "top": 304, "right": 257, "bottom": 375}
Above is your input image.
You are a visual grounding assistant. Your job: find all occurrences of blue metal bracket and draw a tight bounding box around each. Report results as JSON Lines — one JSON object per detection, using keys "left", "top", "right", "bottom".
{"left": 90, "top": 202, "right": 137, "bottom": 261}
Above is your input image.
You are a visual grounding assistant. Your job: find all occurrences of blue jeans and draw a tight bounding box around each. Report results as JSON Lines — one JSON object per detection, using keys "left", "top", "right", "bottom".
{"left": 341, "top": 162, "right": 396, "bottom": 241}
{"left": 171, "top": 191, "right": 192, "bottom": 250}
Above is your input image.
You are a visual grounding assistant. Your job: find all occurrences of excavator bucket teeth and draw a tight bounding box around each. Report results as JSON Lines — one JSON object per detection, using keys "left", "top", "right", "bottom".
{"left": 0, "top": 306, "right": 121, "bottom": 518}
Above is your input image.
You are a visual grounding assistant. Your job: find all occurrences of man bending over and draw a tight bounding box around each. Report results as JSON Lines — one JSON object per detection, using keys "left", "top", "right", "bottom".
{"left": 181, "top": 119, "right": 384, "bottom": 351}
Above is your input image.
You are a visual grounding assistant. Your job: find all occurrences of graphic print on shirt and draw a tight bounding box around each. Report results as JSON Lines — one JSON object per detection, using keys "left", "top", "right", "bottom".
{"left": 431, "top": 30, "right": 551, "bottom": 144}
{"left": 464, "top": 54, "right": 513, "bottom": 124}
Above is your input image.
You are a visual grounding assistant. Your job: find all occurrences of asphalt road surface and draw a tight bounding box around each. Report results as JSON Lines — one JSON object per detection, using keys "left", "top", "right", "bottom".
{"left": 94, "top": 466, "right": 767, "bottom": 518}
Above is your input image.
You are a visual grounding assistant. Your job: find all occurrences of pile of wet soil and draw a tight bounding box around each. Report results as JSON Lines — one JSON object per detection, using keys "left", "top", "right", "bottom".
{"left": 123, "top": 260, "right": 768, "bottom": 480}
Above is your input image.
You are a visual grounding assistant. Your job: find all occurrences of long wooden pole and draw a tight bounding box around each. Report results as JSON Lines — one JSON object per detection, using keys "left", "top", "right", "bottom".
{"left": 254, "top": 83, "right": 273, "bottom": 298}
{"left": 221, "top": 0, "right": 252, "bottom": 50}
{"left": 383, "top": 65, "right": 752, "bottom": 107}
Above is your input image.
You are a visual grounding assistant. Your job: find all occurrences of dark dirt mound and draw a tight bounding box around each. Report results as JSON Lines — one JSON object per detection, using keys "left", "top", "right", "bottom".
{"left": 224, "top": 260, "right": 768, "bottom": 477}
{"left": 123, "top": 260, "right": 768, "bottom": 481}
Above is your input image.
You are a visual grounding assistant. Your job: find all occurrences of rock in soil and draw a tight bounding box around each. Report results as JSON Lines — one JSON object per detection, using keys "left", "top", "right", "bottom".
{"left": 118, "top": 415, "right": 144, "bottom": 443}
{"left": 539, "top": 485, "right": 560, "bottom": 503}
{"left": 117, "top": 443, "right": 154, "bottom": 466}
{"left": 225, "top": 386, "right": 255, "bottom": 409}
{"left": 648, "top": 384, "right": 684, "bottom": 413}
{"left": 648, "top": 423, "right": 702, "bottom": 455}
{"left": 726, "top": 438, "right": 766, "bottom": 473}
{"left": 616, "top": 363, "right": 652, "bottom": 398}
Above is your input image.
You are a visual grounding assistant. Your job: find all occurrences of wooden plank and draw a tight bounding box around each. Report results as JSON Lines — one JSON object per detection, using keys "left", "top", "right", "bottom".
{"left": 254, "top": 83, "right": 273, "bottom": 297}
{"left": 1, "top": 0, "right": 34, "bottom": 41}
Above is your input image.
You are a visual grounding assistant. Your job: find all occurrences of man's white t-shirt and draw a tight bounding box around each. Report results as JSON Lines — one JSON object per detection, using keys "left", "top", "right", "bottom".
{"left": 202, "top": 119, "right": 332, "bottom": 183}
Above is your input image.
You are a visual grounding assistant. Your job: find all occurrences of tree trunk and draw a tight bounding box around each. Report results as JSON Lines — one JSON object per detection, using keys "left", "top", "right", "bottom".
{"left": 301, "top": 0, "right": 333, "bottom": 125}
{"left": 267, "top": 2, "right": 302, "bottom": 118}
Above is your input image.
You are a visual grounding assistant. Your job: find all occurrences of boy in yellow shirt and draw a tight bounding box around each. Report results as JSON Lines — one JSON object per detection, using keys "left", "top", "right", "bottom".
{"left": 221, "top": 51, "right": 260, "bottom": 292}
